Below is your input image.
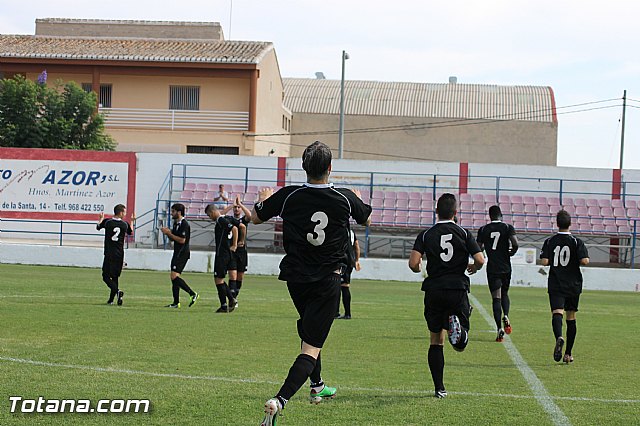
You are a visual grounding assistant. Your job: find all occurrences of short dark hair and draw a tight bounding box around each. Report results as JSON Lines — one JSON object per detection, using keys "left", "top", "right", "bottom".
{"left": 436, "top": 193, "right": 457, "bottom": 220}
{"left": 204, "top": 204, "right": 217, "bottom": 215}
{"left": 114, "top": 204, "right": 126, "bottom": 215}
{"left": 557, "top": 209, "right": 571, "bottom": 229}
{"left": 488, "top": 205, "right": 502, "bottom": 220}
{"left": 171, "top": 203, "right": 185, "bottom": 216}
{"left": 302, "top": 141, "right": 332, "bottom": 180}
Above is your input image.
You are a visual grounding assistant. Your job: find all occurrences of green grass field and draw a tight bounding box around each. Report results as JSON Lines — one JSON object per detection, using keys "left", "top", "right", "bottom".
{"left": 1, "top": 263, "right": 639, "bottom": 425}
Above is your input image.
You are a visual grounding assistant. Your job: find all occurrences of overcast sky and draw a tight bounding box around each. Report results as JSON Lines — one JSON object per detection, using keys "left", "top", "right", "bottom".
{"left": 2, "top": 1, "right": 639, "bottom": 170}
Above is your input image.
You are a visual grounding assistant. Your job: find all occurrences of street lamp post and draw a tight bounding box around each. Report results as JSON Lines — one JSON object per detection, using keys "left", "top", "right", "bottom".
{"left": 338, "top": 50, "right": 349, "bottom": 159}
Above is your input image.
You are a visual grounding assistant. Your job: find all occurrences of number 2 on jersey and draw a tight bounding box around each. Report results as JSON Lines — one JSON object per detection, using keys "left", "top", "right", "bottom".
{"left": 307, "top": 211, "right": 328, "bottom": 246}
{"left": 111, "top": 227, "right": 121, "bottom": 241}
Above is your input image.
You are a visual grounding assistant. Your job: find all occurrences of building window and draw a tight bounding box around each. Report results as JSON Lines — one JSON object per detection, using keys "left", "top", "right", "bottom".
{"left": 81, "top": 83, "right": 112, "bottom": 108}
{"left": 187, "top": 146, "right": 239, "bottom": 155}
{"left": 170, "top": 86, "right": 200, "bottom": 111}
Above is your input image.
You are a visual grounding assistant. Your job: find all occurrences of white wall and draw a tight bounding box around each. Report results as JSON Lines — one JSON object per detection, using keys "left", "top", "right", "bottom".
{"left": 2, "top": 243, "right": 638, "bottom": 292}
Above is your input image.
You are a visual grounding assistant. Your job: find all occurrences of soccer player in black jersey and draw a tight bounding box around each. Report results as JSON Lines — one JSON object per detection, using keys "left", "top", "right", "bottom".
{"left": 222, "top": 196, "right": 252, "bottom": 301}
{"left": 252, "top": 141, "right": 371, "bottom": 425}
{"left": 409, "top": 193, "right": 485, "bottom": 398}
{"left": 205, "top": 204, "right": 239, "bottom": 313}
{"left": 337, "top": 229, "right": 360, "bottom": 319}
{"left": 476, "top": 205, "right": 519, "bottom": 342}
{"left": 540, "top": 210, "right": 589, "bottom": 363}
{"left": 96, "top": 204, "right": 133, "bottom": 305}
{"left": 160, "top": 203, "right": 198, "bottom": 308}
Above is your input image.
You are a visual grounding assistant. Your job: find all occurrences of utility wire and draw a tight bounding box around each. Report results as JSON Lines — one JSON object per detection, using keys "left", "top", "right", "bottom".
{"left": 248, "top": 98, "right": 621, "bottom": 137}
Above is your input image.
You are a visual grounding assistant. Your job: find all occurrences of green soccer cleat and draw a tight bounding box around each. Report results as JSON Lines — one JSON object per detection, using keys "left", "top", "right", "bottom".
{"left": 189, "top": 292, "right": 199, "bottom": 307}
{"left": 309, "top": 385, "right": 337, "bottom": 404}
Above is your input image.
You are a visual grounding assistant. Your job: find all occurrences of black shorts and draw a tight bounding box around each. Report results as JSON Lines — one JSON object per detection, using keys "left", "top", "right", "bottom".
{"left": 233, "top": 246, "right": 248, "bottom": 273}
{"left": 287, "top": 273, "right": 341, "bottom": 348}
{"left": 214, "top": 251, "right": 236, "bottom": 278}
{"left": 487, "top": 272, "right": 511, "bottom": 293}
{"left": 102, "top": 254, "right": 124, "bottom": 278}
{"left": 549, "top": 292, "right": 580, "bottom": 312}
{"left": 341, "top": 266, "right": 353, "bottom": 284}
{"left": 171, "top": 253, "right": 189, "bottom": 274}
{"left": 424, "top": 288, "right": 471, "bottom": 334}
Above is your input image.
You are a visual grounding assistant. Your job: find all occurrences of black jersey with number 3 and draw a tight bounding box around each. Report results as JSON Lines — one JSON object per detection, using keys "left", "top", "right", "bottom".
{"left": 255, "top": 183, "right": 371, "bottom": 282}
{"left": 215, "top": 216, "right": 238, "bottom": 254}
{"left": 413, "top": 221, "right": 481, "bottom": 291}
{"left": 477, "top": 221, "right": 516, "bottom": 274}
{"left": 541, "top": 232, "right": 589, "bottom": 295}
{"left": 97, "top": 218, "right": 132, "bottom": 257}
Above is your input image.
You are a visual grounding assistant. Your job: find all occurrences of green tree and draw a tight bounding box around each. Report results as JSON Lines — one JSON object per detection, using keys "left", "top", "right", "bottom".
{"left": 0, "top": 74, "right": 115, "bottom": 151}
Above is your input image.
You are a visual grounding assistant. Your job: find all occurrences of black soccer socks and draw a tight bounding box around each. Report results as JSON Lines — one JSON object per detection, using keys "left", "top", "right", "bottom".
{"left": 215, "top": 283, "right": 227, "bottom": 307}
{"left": 428, "top": 345, "right": 445, "bottom": 392}
{"left": 309, "top": 351, "right": 322, "bottom": 384}
{"left": 341, "top": 286, "right": 352, "bottom": 317}
{"left": 492, "top": 297, "right": 502, "bottom": 330}
{"left": 501, "top": 288, "right": 511, "bottom": 317}
{"left": 565, "top": 319, "right": 576, "bottom": 355}
{"left": 277, "top": 354, "right": 317, "bottom": 404}
{"left": 552, "top": 313, "right": 563, "bottom": 339}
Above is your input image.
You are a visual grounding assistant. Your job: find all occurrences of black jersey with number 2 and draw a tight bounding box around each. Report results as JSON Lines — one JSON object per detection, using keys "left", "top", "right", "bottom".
{"left": 412, "top": 221, "right": 481, "bottom": 291}
{"left": 97, "top": 218, "right": 132, "bottom": 257}
{"left": 541, "top": 232, "right": 589, "bottom": 296}
{"left": 255, "top": 183, "right": 371, "bottom": 282}
{"left": 477, "top": 221, "right": 516, "bottom": 274}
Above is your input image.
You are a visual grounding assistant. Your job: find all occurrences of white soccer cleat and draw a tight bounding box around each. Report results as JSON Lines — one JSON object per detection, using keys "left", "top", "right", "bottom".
{"left": 260, "top": 398, "right": 279, "bottom": 426}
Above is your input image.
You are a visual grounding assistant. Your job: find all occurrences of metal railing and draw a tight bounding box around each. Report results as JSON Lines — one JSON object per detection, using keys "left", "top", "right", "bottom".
{"left": 100, "top": 108, "right": 249, "bottom": 131}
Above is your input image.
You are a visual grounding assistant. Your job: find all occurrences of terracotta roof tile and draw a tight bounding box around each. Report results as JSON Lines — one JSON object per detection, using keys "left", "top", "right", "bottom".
{"left": 0, "top": 35, "right": 272, "bottom": 64}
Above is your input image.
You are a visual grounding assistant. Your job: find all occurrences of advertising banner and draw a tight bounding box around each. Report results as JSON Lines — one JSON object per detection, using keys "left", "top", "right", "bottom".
{"left": 0, "top": 148, "right": 136, "bottom": 221}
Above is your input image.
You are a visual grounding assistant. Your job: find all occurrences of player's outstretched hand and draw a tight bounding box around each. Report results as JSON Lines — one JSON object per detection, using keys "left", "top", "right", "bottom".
{"left": 235, "top": 194, "right": 241, "bottom": 205}
{"left": 355, "top": 260, "right": 361, "bottom": 271}
{"left": 132, "top": 213, "right": 136, "bottom": 222}
{"left": 99, "top": 212, "right": 105, "bottom": 221}
{"left": 351, "top": 188, "right": 362, "bottom": 199}
{"left": 160, "top": 227, "right": 170, "bottom": 235}
{"left": 230, "top": 244, "right": 237, "bottom": 253}
{"left": 258, "top": 187, "right": 274, "bottom": 202}
{"left": 467, "top": 263, "right": 479, "bottom": 275}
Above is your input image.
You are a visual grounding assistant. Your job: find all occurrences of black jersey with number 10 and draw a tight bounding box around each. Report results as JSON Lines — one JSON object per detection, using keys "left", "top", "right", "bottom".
{"left": 255, "top": 183, "right": 371, "bottom": 282}
{"left": 541, "top": 232, "right": 589, "bottom": 295}
{"left": 412, "top": 221, "right": 481, "bottom": 291}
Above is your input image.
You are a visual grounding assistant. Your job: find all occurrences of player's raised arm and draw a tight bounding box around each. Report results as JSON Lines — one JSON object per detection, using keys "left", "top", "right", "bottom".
{"left": 96, "top": 212, "right": 105, "bottom": 230}
{"left": 251, "top": 187, "right": 275, "bottom": 224}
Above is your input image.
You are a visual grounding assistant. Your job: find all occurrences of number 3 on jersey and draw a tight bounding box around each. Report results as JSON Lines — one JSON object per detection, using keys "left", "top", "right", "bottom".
{"left": 307, "top": 211, "right": 329, "bottom": 246}
{"left": 440, "top": 234, "right": 454, "bottom": 262}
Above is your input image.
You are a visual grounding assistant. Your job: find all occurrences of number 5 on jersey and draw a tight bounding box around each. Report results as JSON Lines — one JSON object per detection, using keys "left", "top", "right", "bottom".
{"left": 440, "top": 234, "right": 453, "bottom": 262}
{"left": 307, "top": 211, "right": 329, "bottom": 246}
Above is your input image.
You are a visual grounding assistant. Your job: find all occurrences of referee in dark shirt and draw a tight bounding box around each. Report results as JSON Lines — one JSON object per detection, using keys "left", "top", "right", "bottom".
{"left": 252, "top": 141, "right": 371, "bottom": 425}
{"left": 409, "top": 193, "right": 484, "bottom": 398}
{"left": 160, "top": 203, "right": 198, "bottom": 308}
{"left": 96, "top": 204, "right": 133, "bottom": 305}
{"left": 477, "top": 205, "right": 518, "bottom": 342}
{"left": 540, "top": 210, "right": 589, "bottom": 363}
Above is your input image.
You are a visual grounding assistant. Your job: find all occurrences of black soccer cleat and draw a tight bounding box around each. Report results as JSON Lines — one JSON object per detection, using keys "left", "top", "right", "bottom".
{"left": 337, "top": 314, "right": 351, "bottom": 320}
{"left": 215, "top": 305, "right": 229, "bottom": 313}
{"left": 117, "top": 290, "right": 124, "bottom": 306}
{"left": 435, "top": 389, "right": 448, "bottom": 399}
{"left": 553, "top": 336, "right": 565, "bottom": 362}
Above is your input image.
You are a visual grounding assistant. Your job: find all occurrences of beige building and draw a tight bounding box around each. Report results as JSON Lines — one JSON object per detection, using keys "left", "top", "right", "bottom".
{"left": 0, "top": 19, "right": 291, "bottom": 156}
{"left": 283, "top": 78, "right": 558, "bottom": 165}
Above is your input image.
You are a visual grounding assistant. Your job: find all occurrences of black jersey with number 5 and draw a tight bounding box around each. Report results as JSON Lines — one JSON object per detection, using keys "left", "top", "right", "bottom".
{"left": 541, "top": 232, "right": 588, "bottom": 295}
{"left": 477, "top": 221, "right": 516, "bottom": 274}
{"left": 412, "top": 221, "right": 481, "bottom": 291}
{"left": 97, "top": 218, "right": 132, "bottom": 257}
{"left": 255, "top": 183, "right": 371, "bottom": 282}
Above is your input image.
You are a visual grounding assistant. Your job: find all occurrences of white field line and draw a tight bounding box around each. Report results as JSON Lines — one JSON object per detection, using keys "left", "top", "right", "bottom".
{"left": 1, "top": 356, "right": 638, "bottom": 405}
{"left": 469, "top": 294, "right": 572, "bottom": 426}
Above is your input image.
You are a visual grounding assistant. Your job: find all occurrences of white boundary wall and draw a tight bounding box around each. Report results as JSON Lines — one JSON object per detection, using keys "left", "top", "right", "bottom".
{"left": 2, "top": 243, "right": 638, "bottom": 292}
